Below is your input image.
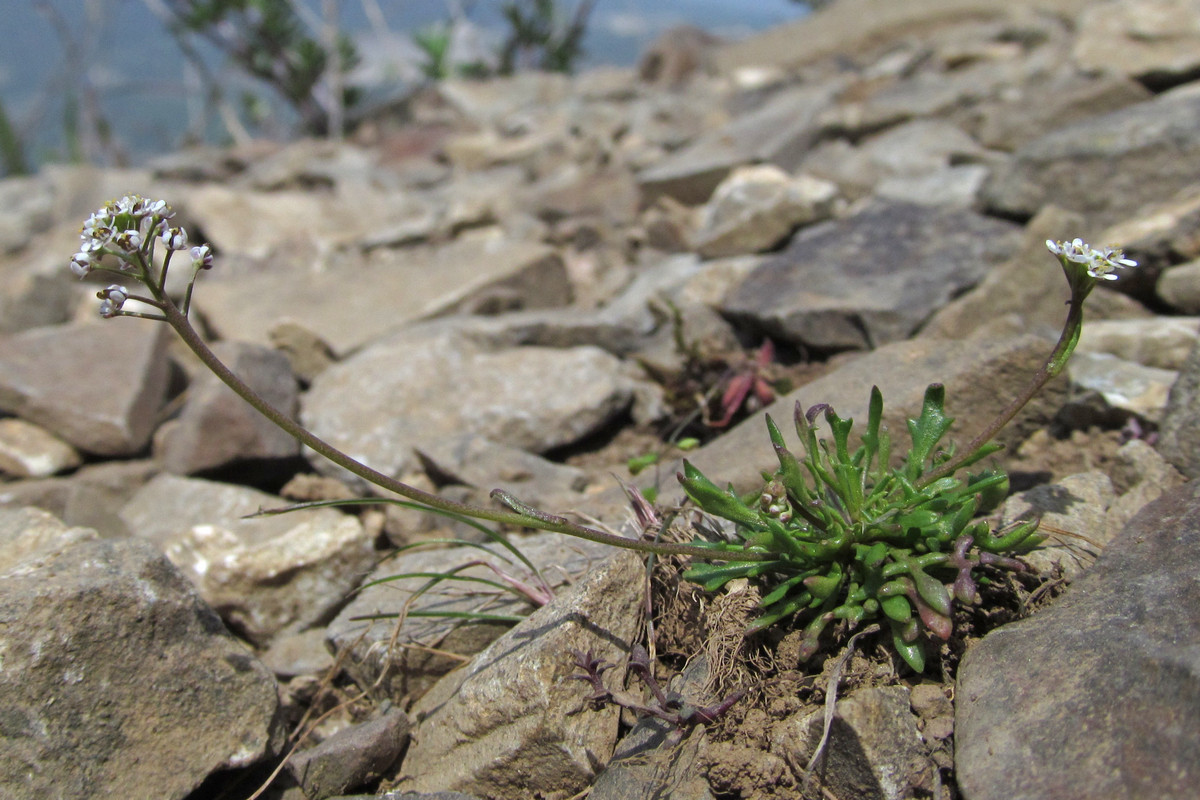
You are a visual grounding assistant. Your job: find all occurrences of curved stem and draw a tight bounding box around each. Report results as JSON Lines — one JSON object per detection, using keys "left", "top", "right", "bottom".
{"left": 915, "top": 296, "right": 1084, "bottom": 490}
{"left": 154, "top": 297, "right": 767, "bottom": 562}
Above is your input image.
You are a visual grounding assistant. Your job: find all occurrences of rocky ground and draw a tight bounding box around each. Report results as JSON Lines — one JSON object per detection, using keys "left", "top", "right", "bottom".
{"left": 3, "top": 0, "right": 1200, "bottom": 798}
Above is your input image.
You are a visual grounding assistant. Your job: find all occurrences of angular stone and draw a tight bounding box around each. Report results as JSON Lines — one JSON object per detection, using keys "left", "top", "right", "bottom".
{"left": 285, "top": 708, "right": 411, "bottom": 799}
{"left": 0, "top": 459, "right": 159, "bottom": 540}
{"left": 692, "top": 166, "right": 838, "bottom": 259}
{"left": 770, "top": 686, "right": 932, "bottom": 800}
{"left": 589, "top": 656, "right": 719, "bottom": 800}
{"left": 1077, "top": 316, "right": 1200, "bottom": 371}
{"left": 414, "top": 433, "right": 590, "bottom": 508}
{"left": 637, "top": 82, "right": 839, "bottom": 205}
{"left": 196, "top": 230, "right": 568, "bottom": 352}
{"left": 875, "top": 164, "right": 989, "bottom": 208}
{"left": 0, "top": 417, "right": 81, "bottom": 477}
{"left": 156, "top": 340, "right": 300, "bottom": 475}
{"left": 327, "top": 530, "right": 616, "bottom": 704}
{"left": 1073, "top": 0, "right": 1200, "bottom": 89}
{"left": 0, "top": 537, "right": 280, "bottom": 800}
{"left": 969, "top": 69, "right": 1152, "bottom": 152}
{"left": 300, "top": 327, "right": 649, "bottom": 486}
{"left": 1157, "top": 259, "right": 1200, "bottom": 313}
{"left": 956, "top": 479, "right": 1200, "bottom": 800}
{"left": 396, "top": 551, "right": 644, "bottom": 800}
{"left": 0, "top": 174, "right": 54, "bottom": 254}
{"left": 713, "top": 0, "right": 1095, "bottom": 75}
{"left": 1067, "top": 351, "right": 1177, "bottom": 421}
{"left": 1158, "top": 333, "right": 1200, "bottom": 478}
{"left": 120, "top": 473, "right": 373, "bottom": 645}
{"left": 0, "top": 505, "right": 97, "bottom": 574}
{"left": 0, "top": 321, "right": 170, "bottom": 456}
{"left": 981, "top": 90, "right": 1200, "bottom": 227}
{"left": 721, "top": 201, "right": 1021, "bottom": 351}
{"left": 1001, "top": 471, "right": 1116, "bottom": 580}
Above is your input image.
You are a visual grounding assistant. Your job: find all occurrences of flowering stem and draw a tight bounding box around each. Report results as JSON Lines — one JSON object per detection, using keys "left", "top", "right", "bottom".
{"left": 915, "top": 288, "right": 1085, "bottom": 490}
{"left": 152, "top": 296, "right": 765, "bottom": 562}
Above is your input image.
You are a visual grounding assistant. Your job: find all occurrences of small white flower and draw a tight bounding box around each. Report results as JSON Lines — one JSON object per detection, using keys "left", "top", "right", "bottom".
{"left": 103, "top": 284, "right": 128, "bottom": 305}
{"left": 112, "top": 228, "right": 142, "bottom": 254}
{"left": 97, "top": 284, "right": 129, "bottom": 318}
{"left": 145, "top": 199, "right": 170, "bottom": 218}
{"left": 1047, "top": 237, "right": 1137, "bottom": 281}
{"left": 190, "top": 244, "right": 214, "bottom": 270}
{"left": 69, "top": 252, "right": 93, "bottom": 278}
{"left": 161, "top": 227, "right": 188, "bottom": 250}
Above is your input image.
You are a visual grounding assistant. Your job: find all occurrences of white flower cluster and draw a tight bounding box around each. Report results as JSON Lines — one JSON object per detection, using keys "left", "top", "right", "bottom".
{"left": 70, "top": 195, "right": 175, "bottom": 278}
{"left": 1046, "top": 238, "right": 1137, "bottom": 281}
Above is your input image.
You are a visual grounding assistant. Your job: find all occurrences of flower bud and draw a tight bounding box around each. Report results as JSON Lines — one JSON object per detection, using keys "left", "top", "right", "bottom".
{"left": 161, "top": 227, "right": 189, "bottom": 250}
{"left": 190, "top": 244, "right": 214, "bottom": 270}
{"left": 69, "top": 252, "right": 93, "bottom": 278}
{"left": 97, "top": 284, "right": 129, "bottom": 318}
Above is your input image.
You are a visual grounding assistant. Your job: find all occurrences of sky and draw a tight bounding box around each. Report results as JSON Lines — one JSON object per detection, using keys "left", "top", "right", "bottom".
{"left": 0, "top": 0, "right": 808, "bottom": 171}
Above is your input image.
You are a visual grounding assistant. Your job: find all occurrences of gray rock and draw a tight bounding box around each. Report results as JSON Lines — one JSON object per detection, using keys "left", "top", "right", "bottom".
{"left": 0, "top": 459, "right": 159, "bottom": 540}
{"left": 1067, "top": 351, "right": 1177, "bottom": 422}
{"left": 327, "top": 530, "right": 617, "bottom": 704}
{"left": 1073, "top": 0, "right": 1200, "bottom": 88}
{"left": 120, "top": 473, "right": 373, "bottom": 645}
{"left": 260, "top": 628, "right": 336, "bottom": 679}
{"left": 691, "top": 165, "right": 838, "bottom": 259}
{"left": 589, "top": 656, "right": 719, "bottom": 800}
{"left": 0, "top": 505, "right": 97, "bottom": 574}
{"left": 826, "top": 62, "right": 1017, "bottom": 136}
{"left": 770, "top": 686, "right": 932, "bottom": 800}
{"left": 300, "top": 327, "right": 650, "bottom": 487}
{"left": 414, "top": 433, "right": 590, "bottom": 507}
{"left": 195, "top": 230, "right": 568, "bottom": 353}
{"left": 1157, "top": 259, "right": 1200, "bottom": 313}
{"left": 1001, "top": 471, "right": 1115, "bottom": 580}
{"left": 981, "top": 90, "right": 1200, "bottom": 227}
{"left": 395, "top": 550, "right": 644, "bottom": 799}
{"left": 0, "top": 417, "right": 81, "bottom": 477}
{"left": 1102, "top": 185, "right": 1200, "bottom": 268}
{"left": 956, "top": 479, "right": 1200, "bottom": 800}
{"left": 156, "top": 340, "right": 300, "bottom": 474}
{"left": 714, "top": 0, "right": 1095, "bottom": 75}
{"left": 721, "top": 201, "right": 1022, "bottom": 351}
{"left": 968, "top": 69, "right": 1152, "bottom": 152}
{"left": 0, "top": 537, "right": 280, "bottom": 800}
{"left": 0, "top": 175, "right": 54, "bottom": 254}
{"left": 875, "top": 164, "right": 989, "bottom": 208}
{"left": 268, "top": 320, "right": 337, "bottom": 384}
{"left": 1076, "top": 316, "right": 1200, "bottom": 371}
{"left": 637, "top": 82, "right": 840, "bottom": 205}
{"left": 0, "top": 321, "right": 171, "bottom": 456}
{"left": 285, "top": 707, "right": 411, "bottom": 799}
{"left": 1158, "top": 332, "right": 1200, "bottom": 478}
{"left": 0, "top": 263, "right": 78, "bottom": 335}
{"left": 1104, "top": 439, "right": 1187, "bottom": 537}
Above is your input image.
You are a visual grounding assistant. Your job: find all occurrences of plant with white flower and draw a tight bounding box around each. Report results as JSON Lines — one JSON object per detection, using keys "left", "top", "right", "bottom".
{"left": 66, "top": 197, "right": 750, "bottom": 563}
{"left": 65, "top": 195, "right": 1140, "bottom": 673}
{"left": 676, "top": 237, "right": 1140, "bottom": 670}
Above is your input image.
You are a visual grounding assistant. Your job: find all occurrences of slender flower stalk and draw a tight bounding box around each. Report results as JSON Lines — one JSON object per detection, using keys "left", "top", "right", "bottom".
{"left": 69, "top": 196, "right": 765, "bottom": 563}
{"left": 915, "top": 238, "right": 1136, "bottom": 489}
